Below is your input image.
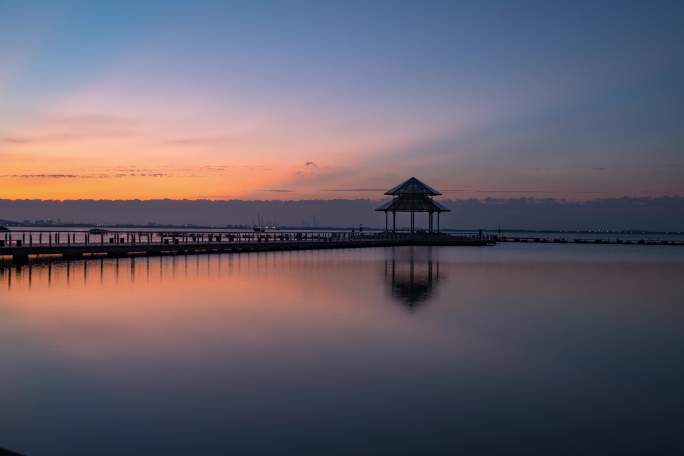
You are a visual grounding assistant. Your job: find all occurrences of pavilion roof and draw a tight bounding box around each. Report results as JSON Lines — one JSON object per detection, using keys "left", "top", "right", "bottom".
{"left": 375, "top": 196, "right": 450, "bottom": 212}
{"left": 385, "top": 177, "right": 442, "bottom": 196}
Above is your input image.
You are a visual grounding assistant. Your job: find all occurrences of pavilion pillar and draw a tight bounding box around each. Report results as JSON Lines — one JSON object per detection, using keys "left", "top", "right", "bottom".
{"left": 437, "top": 212, "right": 440, "bottom": 233}
{"left": 385, "top": 212, "right": 388, "bottom": 232}
{"left": 393, "top": 211, "right": 396, "bottom": 233}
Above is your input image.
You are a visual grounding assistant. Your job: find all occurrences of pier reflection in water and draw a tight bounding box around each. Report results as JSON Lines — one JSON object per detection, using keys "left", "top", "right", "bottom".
{"left": 2, "top": 245, "right": 684, "bottom": 455}
{"left": 4, "top": 248, "right": 444, "bottom": 310}
{"left": 1, "top": 254, "right": 238, "bottom": 289}
{"left": 384, "top": 246, "right": 442, "bottom": 310}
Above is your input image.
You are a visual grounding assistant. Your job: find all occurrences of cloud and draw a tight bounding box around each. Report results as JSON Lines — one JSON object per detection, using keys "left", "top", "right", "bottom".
{"left": 1, "top": 136, "right": 33, "bottom": 144}
{"left": 324, "top": 188, "right": 387, "bottom": 192}
{"left": 195, "top": 165, "right": 272, "bottom": 173}
{"left": 2, "top": 174, "right": 81, "bottom": 179}
{"left": 305, "top": 161, "right": 318, "bottom": 168}
{"left": 0, "top": 172, "right": 168, "bottom": 179}
{"left": 259, "top": 189, "right": 294, "bottom": 193}
{"left": 163, "top": 135, "right": 231, "bottom": 146}
{"left": 441, "top": 188, "right": 611, "bottom": 195}
{"left": 1, "top": 134, "right": 81, "bottom": 144}
{"left": 41, "top": 114, "right": 139, "bottom": 133}
{"left": 1, "top": 114, "right": 139, "bottom": 145}
{"left": 527, "top": 166, "right": 609, "bottom": 172}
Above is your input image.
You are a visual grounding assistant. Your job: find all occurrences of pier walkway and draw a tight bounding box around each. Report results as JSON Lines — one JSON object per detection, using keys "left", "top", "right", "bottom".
{"left": 497, "top": 235, "right": 684, "bottom": 246}
{"left": 0, "top": 229, "right": 493, "bottom": 264}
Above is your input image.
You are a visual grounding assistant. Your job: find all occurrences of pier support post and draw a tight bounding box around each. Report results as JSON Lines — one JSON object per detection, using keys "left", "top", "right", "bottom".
{"left": 12, "top": 253, "right": 29, "bottom": 265}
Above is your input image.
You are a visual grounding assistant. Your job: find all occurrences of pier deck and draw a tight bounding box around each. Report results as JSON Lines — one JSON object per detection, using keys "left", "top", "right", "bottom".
{"left": 0, "top": 229, "right": 493, "bottom": 264}
{"left": 497, "top": 236, "right": 684, "bottom": 246}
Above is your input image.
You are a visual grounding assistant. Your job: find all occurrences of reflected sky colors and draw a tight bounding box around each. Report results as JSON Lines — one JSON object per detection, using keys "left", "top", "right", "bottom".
{"left": 1, "top": 1, "right": 683, "bottom": 199}
{"left": 1, "top": 245, "right": 684, "bottom": 454}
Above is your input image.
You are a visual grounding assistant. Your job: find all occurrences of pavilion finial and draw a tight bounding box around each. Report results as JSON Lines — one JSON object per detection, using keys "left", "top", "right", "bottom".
{"left": 384, "top": 177, "right": 442, "bottom": 196}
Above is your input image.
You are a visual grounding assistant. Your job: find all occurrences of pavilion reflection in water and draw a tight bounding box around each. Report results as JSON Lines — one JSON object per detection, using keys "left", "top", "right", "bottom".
{"left": 384, "top": 246, "right": 443, "bottom": 311}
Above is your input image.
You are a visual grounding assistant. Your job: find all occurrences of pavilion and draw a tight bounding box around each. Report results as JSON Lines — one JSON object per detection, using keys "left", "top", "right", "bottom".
{"left": 376, "top": 177, "right": 450, "bottom": 233}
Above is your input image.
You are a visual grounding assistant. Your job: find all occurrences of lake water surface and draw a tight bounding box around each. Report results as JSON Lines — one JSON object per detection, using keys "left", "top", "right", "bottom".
{"left": 1, "top": 245, "right": 683, "bottom": 455}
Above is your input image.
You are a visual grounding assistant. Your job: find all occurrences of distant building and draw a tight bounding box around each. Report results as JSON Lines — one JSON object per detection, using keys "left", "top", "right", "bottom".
{"left": 376, "top": 177, "right": 450, "bottom": 233}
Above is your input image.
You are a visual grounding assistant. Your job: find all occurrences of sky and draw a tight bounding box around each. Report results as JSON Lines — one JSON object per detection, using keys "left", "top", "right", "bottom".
{"left": 0, "top": 0, "right": 683, "bottom": 200}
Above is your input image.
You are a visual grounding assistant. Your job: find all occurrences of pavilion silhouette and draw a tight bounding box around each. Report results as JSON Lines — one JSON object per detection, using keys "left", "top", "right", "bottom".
{"left": 376, "top": 177, "right": 450, "bottom": 233}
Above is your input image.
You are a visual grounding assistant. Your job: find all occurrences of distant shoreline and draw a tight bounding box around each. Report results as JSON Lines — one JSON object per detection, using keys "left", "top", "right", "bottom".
{"left": 1, "top": 221, "right": 682, "bottom": 236}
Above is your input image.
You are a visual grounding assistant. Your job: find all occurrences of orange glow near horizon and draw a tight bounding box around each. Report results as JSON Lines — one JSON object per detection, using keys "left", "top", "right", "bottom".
{"left": 0, "top": 90, "right": 446, "bottom": 200}
{"left": 2, "top": 100, "right": 679, "bottom": 200}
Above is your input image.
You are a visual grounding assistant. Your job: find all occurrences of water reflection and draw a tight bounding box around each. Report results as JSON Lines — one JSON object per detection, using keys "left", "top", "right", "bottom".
{"left": 384, "top": 247, "right": 442, "bottom": 310}
{"left": 1, "top": 255, "right": 215, "bottom": 290}
{"left": 2, "top": 246, "right": 684, "bottom": 455}
{"left": 2, "top": 251, "right": 394, "bottom": 297}
{"left": 3, "top": 249, "right": 446, "bottom": 313}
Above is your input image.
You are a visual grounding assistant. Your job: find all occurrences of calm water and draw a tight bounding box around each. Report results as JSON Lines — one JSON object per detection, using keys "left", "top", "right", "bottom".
{"left": 1, "top": 245, "right": 683, "bottom": 455}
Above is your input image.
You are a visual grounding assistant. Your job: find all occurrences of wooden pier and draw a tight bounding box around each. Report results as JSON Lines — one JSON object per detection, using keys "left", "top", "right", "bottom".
{"left": 0, "top": 229, "right": 494, "bottom": 264}
{"left": 497, "top": 235, "right": 684, "bottom": 246}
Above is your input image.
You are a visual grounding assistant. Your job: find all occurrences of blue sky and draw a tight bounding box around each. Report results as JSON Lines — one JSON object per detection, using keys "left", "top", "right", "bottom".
{"left": 0, "top": 0, "right": 682, "bottom": 199}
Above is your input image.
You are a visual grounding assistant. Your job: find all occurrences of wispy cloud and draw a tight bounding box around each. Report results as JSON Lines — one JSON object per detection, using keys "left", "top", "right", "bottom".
{"left": 1, "top": 134, "right": 81, "bottom": 144}
{"left": 259, "top": 189, "right": 294, "bottom": 193}
{"left": 1, "top": 114, "right": 139, "bottom": 145}
{"left": 163, "top": 135, "right": 232, "bottom": 146}
{"left": 1, "top": 173, "right": 81, "bottom": 179}
{"left": 324, "top": 188, "right": 387, "bottom": 192}
{"left": 1, "top": 136, "right": 33, "bottom": 144}
{"left": 528, "top": 167, "right": 609, "bottom": 172}
{"left": 1, "top": 172, "right": 168, "bottom": 179}
{"left": 441, "top": 188, "right": 611, "bottom": 194}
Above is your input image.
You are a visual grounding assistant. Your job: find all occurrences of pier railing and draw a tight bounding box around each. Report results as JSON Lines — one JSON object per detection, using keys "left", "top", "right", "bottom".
{"left": 0, "top": 229, "right": 489, "bottom": 249}
{"left": 0, "top": 230, "right": 348, "bottom": 248}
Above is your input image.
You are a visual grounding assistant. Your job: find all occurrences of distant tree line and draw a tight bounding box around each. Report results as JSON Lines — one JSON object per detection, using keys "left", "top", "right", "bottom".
{"left": 0, "top": 196, "right": 682, "bottom": 231}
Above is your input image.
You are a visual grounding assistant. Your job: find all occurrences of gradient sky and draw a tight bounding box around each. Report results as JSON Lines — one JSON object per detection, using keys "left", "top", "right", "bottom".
{"left": 1, "top": 0, "right": 682, "bottom": 200}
